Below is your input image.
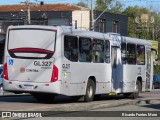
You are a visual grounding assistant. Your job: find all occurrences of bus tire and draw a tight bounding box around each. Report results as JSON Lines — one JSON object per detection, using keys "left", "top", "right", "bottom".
{"left": 131, "top": 80, "right": 141, "bottom": 99}
{"left": 32, "top": 93, "right": 55, "bottom": 103}
{"left": 84, "top": 79, "right": 96, "bottom": 102}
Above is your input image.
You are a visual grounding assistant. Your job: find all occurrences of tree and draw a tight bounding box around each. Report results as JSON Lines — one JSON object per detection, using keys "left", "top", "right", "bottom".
{"left": 122, "top": 6, "right": 150, "bottom": 39}
{"left": 76, "top": 0, "right": 88, "bottom": 8}
{"left": 95, "top": 0, "right": 123, "bottom": 14}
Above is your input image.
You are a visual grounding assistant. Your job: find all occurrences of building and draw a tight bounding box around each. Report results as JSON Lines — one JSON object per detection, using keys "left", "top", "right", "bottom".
{"left": 0, "top": 4, "right": 128, "bottom": 34}
{"left": 94, "top": 11, "right": 128, "bottom": 36}
{"left": 0, "top": 4, "right": 128, "bottom": 65}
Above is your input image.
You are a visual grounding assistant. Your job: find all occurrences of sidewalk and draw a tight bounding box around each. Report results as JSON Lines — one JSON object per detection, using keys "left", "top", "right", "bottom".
{"left": 0, "top": 90, "right": 29, "bottom": 96}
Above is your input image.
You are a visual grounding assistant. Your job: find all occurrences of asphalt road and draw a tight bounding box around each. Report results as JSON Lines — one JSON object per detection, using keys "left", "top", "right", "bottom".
{"left": 0, "top": 89, "right": 160, "bottom": 119}
{"left": 16, "top": 99, "right": 160, "bottom": 120}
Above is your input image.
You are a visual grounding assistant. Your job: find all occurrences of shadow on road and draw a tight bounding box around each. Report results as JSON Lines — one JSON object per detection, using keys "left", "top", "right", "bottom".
{"left": 141, "top": 103, "right": 160, "bottom": 110}
{"left": 0, "top": 94, "right": 129, "bottom": 104}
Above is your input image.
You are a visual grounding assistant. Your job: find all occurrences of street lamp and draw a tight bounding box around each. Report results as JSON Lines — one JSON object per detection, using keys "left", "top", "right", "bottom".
{"left": 20, "top": 9, "right": 28, "bottom": 24}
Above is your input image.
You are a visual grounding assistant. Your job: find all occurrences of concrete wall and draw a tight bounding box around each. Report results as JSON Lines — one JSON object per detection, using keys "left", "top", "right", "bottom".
{"left": 72, "top": 10, "right": 90, "bottom": 30}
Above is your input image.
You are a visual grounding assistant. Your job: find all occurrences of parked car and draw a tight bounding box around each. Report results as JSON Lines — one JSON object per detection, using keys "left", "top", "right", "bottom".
{"left": 0, "top": 67, "right": 4, "bottom": 95}
{"left": 0, "top": 68, "right": 3, "bottom": 87}
{"left": 153, "top": 74, "right": 160, "bottom": 89}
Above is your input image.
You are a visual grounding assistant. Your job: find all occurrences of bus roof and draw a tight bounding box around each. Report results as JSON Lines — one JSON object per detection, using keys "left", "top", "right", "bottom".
{"left": 60, "top": 26, "right": 152, "bottom": 46}
{"left": 7, "top": 25, "right": 152, "bottom": 47}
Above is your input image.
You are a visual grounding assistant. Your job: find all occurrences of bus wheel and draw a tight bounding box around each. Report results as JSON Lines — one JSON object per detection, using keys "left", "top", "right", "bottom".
{"left": 84, "top": 79, "right": 96, "bottom": 102}
{"left": 132, "top": 80, "right": 141, "bottom": 99}
{"left": 32, "top": 93, "right": 55, "bottom": 103}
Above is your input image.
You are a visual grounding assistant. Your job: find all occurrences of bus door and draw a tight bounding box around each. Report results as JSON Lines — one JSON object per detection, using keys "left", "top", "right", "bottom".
{"left": 110, "top": 46, "right": 119, "bottom": 94}
{"left": 145, "top": 50, "right": 151, "bottom": 91}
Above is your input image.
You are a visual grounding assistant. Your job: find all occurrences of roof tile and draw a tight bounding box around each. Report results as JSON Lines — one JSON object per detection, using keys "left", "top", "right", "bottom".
{"left": 0, "top": 4, "right": 89, "bottom": 12}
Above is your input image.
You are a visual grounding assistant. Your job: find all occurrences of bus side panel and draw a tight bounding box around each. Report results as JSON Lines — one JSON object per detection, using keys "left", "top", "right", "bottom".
{"left": 123, "top": 65, "right": 146, "bottom": 93}
{"left": 61, "top": 64, "right": 71, "bottom": 95}
{"left": 68, "top": 63, "right": 111, "bottom": 96}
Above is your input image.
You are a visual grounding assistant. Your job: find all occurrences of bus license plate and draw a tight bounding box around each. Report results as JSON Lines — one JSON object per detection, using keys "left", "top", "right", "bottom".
{"left": 24, "top": 85, "right": 34, "bottom": 89}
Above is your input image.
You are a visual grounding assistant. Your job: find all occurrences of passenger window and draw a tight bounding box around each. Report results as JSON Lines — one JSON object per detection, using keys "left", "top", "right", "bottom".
{"left": 127, "top": 44, "right": 136, "bottom": 64}
{"left": 79, "top": 37, "right": 92, "bottom": 62}
{"left": 121, "top": 43, "right": 127, "bottom": 64}
{"left": 137, "top": 45, "right": 145, "bottom": 65}
{"left": 93, "top": 39, "right": 104, "bottom": 63}
{"left": 64, "top": 36, "right": 78, "bottom": 62}
{"left": 105, "top": 40, "right": 110, "bottom": 63}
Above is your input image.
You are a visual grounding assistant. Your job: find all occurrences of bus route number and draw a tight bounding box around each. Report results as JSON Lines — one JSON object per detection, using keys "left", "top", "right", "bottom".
{"left": 62, "top": 64, "right": 70, "bottom": 70}
{"left": 34, "top": 61, "right": 52, "bottom": 67}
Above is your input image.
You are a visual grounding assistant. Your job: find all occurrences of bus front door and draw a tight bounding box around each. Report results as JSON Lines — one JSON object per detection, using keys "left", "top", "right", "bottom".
{"left": 110, "top": 46, "right": 119, "bottom": 95}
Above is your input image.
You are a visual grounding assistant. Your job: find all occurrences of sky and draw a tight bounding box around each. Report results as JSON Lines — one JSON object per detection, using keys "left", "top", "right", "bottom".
{"left": 0, "top": 0, "right": 159, "bottom": 11}
{"left": 0, "top": 0, "right": 78, "bottom": 5}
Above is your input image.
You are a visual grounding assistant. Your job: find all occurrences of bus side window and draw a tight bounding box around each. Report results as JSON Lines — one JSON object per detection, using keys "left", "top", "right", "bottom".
{"left": 136, "top": 45, "right": 145, "bottom": 65}
{"left": 105, "top": 40, "right": 110, "bottom": 63}
{"left": 93, "top": 39, "right": 104, "bottom": 63}
{"left": 79, "top": 37, "right": 92, "bottom": 62}
{"left": 121, "top": 43, "right": 127, "bottom": 64}
{"left": 127, "top": 44, "right": 136, "bottom": 64}
{"left": 64, "top": 36, "right": 78, "bottom": 62}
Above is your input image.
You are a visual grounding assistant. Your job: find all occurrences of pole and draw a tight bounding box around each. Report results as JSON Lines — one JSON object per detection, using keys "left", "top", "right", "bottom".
{"left": 91, "top": 0, "right": 108, "bottom": 31}
{"left": 91, "top": 0, "right": 94, "bottom": 30}
{"left": 27, "top": 0, "right": 31, "bottom": 24}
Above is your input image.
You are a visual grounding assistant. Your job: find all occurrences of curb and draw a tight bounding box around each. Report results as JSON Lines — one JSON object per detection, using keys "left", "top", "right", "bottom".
{"left": 18, "top": 98, "right": 160, "bottom": 112}
{"left": 37, "top": 99, "right": 160, "bottom": 117}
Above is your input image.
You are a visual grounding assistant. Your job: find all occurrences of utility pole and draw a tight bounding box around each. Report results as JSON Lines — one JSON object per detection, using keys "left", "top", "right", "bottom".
{"left": 26, "top": 0, "right": 31, "bottom": 24}
{"left": 21, "top": 0, "right": 31, "bottom": 24}
{"left": 91, "top": 0, "right": 94, "bottom": 31}
{"left": 90, "top": 0, "right": 108, "bottom": 31}
{"left": 22, "top": 0, "right": 43, "bottom": 24}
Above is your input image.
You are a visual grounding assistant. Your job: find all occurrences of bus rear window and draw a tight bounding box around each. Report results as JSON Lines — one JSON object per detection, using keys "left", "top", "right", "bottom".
{"left": 8, "top": 29, "right": 56, "bottom": 52}
{"left": 7, "top": 28, "right": 56, "bottom": 59}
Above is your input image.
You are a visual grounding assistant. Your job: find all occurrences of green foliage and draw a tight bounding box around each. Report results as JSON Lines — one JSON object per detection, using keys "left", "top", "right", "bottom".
{"left": 76, "top": 1, "right": 88, "bottom": 8}
{"left": 95, "top": 0, "right": 123, "bottom": 14}
{"left": 154, "top": 65, "right": 160, "bottom": 74}
{"left": 76, "top": 0, "right": 160, "bottom": 43}
{"left": 95, "top": 0, "right": 107, "bottom": 11}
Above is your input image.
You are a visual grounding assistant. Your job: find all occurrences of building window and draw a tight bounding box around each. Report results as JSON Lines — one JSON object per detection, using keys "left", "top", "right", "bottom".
{"left": 31, "top": 19, "right": 48, "bottom": 25}
{"left": 79, "top": 37, "right": 92, "bottom": 62}
{"left": 64, "top": 35, "right": 78, "bottom": 62}
{"left": 112, "top": 20, "right": 119, "bottom": 33}
{"left": 99, "top": 19, "right": 105, "bottom": 33}
{"left": 93, "top": 39, "right": 104, "bottom": 63}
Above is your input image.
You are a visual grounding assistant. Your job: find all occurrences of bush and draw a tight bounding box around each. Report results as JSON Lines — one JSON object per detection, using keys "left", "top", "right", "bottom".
{"left": 154, "top": 65, "right": 160, "bottom": 74}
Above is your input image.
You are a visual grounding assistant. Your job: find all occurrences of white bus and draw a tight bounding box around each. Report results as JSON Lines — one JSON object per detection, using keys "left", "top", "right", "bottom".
{"left": 3, "top": 25, "right": 155, "bottom": 102}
